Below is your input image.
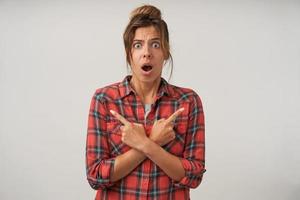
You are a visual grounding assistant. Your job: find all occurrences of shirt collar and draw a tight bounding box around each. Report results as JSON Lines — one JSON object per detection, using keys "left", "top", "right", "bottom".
{"left": 118, "top": 75, "right": 171, "bottom": 99}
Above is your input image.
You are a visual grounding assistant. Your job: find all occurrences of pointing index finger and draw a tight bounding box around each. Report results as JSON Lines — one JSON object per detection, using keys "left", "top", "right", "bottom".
{"left": 166, "top": 108, "right": 185, "bottom": 124}
{"left": 110, "top": 110, "right": 130, "bottom": 126}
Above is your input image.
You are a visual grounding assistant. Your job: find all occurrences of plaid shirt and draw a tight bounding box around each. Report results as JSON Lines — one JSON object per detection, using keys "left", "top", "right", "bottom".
{"left": 86, "top": 75, "right": 205, "bottom": 200}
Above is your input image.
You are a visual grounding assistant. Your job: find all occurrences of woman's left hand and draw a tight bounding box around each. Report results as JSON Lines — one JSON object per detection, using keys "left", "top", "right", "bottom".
{"left": 110, "top": 110, "right": 147, "bottom": 151}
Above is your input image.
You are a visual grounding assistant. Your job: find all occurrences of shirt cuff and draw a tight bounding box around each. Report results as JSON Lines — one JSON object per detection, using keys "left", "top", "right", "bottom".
{"left": 100, "top": 158, "right": 116, "bottom": 186}
{"left": 173, "top": 158, "right": 206, "bottom": 188}
{"left": 87, "top": 158, "right": 116, "bottom": 189}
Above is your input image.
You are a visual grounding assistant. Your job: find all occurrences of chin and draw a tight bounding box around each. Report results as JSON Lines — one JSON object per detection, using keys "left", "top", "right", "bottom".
{"left": 139, "top": 74, "right": 161, "bottom": 83}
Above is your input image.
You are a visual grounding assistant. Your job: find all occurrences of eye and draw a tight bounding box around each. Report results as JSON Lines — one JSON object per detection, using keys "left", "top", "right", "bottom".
{"left": 152, "top": 42, "right": 160, "bottom": 48}
{"left": 133, "top": 43, "right": 142, "bottom": 49}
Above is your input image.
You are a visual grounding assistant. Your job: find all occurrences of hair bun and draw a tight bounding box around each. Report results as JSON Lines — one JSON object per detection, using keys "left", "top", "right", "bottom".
{"left": 130, "top": 5, "right": 162, "bottom": 20}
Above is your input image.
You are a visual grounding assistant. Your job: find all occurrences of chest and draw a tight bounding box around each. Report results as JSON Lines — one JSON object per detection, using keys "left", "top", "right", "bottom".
{"left": 105, "top": 99, "right": 191, "bottom": 156}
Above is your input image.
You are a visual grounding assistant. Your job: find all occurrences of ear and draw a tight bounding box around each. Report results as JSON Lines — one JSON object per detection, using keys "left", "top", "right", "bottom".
{"left": 164, "top": 51, "right": 170, "bottom": 60}
{"left": 163, "top": 56, "right": 170, "bottom": 66}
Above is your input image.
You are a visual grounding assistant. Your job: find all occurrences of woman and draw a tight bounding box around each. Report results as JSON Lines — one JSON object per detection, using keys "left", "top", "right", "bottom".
{"left": 86, "top": 5, "right": 205, "bottom": 200}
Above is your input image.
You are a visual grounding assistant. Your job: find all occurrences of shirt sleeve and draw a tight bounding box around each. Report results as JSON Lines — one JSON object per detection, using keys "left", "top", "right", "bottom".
{"left": 85, "top": 91, "right": 115, "bottom": 190}
{"left": 175, "top": 92, "right": 206, "bottom": 188}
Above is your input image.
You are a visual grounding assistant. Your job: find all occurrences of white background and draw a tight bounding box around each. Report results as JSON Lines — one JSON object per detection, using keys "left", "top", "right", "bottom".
{"left": 1, "top": 0, "right": 299, "bottom": 199}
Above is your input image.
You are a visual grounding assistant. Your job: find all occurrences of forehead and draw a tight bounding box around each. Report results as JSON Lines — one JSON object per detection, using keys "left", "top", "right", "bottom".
{"left": 134, "top": 26, "right": 160, "bottom": 40}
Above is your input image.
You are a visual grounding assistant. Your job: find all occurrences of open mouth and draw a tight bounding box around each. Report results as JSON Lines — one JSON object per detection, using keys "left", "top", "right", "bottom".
{"left": 141, "top": 64, "right": 153, "bottom": 72}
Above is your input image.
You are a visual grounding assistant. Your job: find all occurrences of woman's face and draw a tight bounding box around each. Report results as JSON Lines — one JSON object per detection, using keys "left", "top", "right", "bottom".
{"left": 130, "top": 26, "right": 165, "bottom": 84}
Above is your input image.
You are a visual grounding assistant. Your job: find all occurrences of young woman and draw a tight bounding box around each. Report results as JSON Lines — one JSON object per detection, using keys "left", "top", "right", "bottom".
{"left": 86, "top": 5, "right": 205, "bottom": 200}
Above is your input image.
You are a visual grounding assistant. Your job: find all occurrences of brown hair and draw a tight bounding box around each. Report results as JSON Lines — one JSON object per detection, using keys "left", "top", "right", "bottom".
{"left": 123, "top": 5, "right": 173, "bottom": 79}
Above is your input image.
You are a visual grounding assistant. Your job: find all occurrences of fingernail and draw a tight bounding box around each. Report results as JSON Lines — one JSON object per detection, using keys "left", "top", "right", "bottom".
{"left": 110, "top": 110, "right": 115, "bottom": 114}
{"left": 180, "top": 108, "right": 185, "bottom": 111}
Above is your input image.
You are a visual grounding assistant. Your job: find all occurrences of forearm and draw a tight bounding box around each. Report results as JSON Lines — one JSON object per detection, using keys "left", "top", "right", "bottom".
{"left": 141, "top": 139, "right": 185, "bottom": 182}
{"left": 110, "top": 148, "right": 146, "bottom": 182}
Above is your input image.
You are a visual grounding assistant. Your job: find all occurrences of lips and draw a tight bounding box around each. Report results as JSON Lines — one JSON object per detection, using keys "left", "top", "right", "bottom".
{"left": 141, "top": 64, "right": 153, "bottom": 72}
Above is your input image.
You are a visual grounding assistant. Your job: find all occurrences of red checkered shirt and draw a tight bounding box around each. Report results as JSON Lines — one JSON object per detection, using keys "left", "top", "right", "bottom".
{"left": 86, "top": 75, "right": 205, "bottom": 200}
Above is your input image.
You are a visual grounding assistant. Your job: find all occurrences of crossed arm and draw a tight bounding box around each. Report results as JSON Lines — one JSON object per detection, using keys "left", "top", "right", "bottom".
{"left": 86, "top": 94, "right": 205, "bottom": 189}
{"left": 109, "top": 108, "right": 185, "bottom": 182}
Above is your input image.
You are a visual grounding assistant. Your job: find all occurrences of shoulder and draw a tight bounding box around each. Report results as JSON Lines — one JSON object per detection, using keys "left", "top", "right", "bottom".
{"left": 167, "top": 83, "right": 203, "bottom": 104}
{"left": 92, "top": 81, "right": 121, "bottom": 103}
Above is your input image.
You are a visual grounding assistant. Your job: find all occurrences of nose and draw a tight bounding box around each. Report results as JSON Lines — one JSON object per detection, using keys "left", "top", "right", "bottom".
{"left": 143, "top": 45, "right": 152, "bottom": 59}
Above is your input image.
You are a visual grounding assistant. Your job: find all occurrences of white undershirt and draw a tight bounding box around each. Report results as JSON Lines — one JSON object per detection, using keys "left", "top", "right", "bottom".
{"left": 144, "top": 104, "right": 152, "bottom": 121}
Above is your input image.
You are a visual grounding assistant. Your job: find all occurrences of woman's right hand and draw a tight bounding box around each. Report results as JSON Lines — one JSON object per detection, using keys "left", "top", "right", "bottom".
{"left": 150, "top": 108, "right": 184, "bottom": 146}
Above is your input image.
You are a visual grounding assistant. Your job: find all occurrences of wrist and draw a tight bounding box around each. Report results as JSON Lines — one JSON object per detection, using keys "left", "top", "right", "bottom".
{"left": 149, "top": 136, "right": 160, "bottom": 146}
{"left": 139, "top": 138, "right": 153, "bottom": 155}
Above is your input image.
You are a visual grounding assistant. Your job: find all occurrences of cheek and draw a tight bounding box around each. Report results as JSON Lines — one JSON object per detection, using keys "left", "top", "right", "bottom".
{"left": 130, "top": 57, "right": 141, "bottom": 73}
{"left": 157, "top": 51, "right": 166, "bottom": 61}
{"left": 130, "top": 51, "right": 140, "bottom": 65}
{"left": 157, "top": 55, "right": 165, "bottom": 66}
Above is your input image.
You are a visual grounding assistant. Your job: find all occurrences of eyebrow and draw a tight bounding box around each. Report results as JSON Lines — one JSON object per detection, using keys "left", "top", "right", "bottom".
{"left": 133, "top": 38, "right": 161, "bottom": 42}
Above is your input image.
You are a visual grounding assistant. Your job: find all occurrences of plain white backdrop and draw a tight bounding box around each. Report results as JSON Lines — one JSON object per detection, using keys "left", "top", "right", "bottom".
{"left": 1, "top": 0, "right": 299, "bottom": 199}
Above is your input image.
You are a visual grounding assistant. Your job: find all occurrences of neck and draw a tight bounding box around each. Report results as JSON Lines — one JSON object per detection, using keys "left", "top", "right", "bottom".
{"left": 130, "top": 76, "right": 161, "bottom": 104}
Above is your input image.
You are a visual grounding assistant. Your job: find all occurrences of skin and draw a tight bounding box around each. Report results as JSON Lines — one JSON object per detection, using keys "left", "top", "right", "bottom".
{"left": 110, "top": 26, "right": 185, "bottom": 182}
{"left": 110, "top": 108, "right": 185, "bottom": 182}
{"left": 129, "top": 25, "right": 165, "bottom": 104}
